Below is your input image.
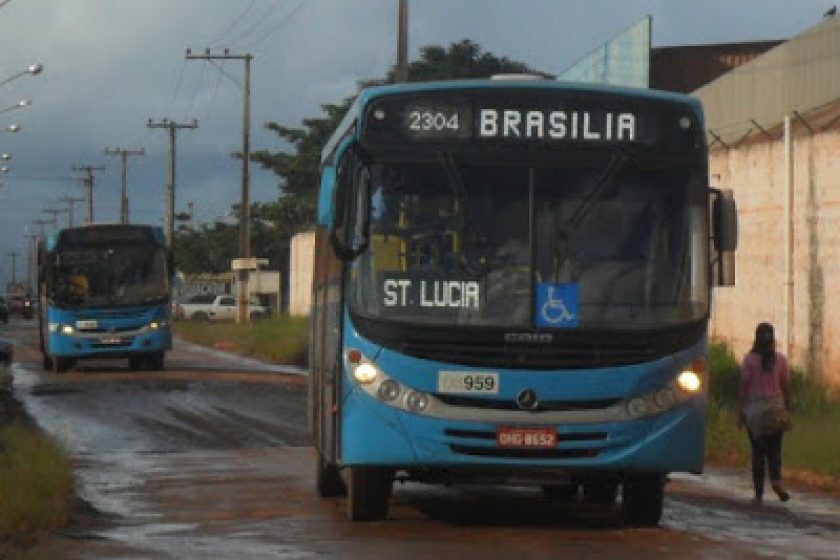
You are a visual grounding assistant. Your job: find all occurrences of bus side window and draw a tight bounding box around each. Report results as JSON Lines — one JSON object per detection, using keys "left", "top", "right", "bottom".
{"left": 331, "top": 148, "right": 370, "bottom": 260}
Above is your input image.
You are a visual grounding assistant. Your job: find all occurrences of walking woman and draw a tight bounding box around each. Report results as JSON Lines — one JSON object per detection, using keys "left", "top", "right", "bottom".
{"left": 738, "top": 322, "right": 792, "bottom": 504}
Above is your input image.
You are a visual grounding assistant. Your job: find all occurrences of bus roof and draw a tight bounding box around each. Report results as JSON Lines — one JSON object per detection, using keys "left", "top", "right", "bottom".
{"left": 46, "top": 223, "right": 165, "bottom": 251}
{"left": 321, "top": 79, "right": 703, "bottom": 165}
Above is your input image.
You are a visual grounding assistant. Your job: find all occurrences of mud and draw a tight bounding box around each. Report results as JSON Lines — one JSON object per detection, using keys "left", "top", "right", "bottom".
{"left": 3, "top": 318, "right": 839, "bottom": 559}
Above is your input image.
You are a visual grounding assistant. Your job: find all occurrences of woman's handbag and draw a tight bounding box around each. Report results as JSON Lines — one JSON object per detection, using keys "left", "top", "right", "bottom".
{"left": 760, "top": 406, "right": 793, "bottom": 433}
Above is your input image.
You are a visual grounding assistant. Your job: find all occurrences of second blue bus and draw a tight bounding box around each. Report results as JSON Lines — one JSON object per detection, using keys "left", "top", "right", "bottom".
{"left": 38, "top": 224, "right": 174, "bottom": 372}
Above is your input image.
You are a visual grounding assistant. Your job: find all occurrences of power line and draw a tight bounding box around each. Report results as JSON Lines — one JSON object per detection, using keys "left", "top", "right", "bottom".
{"left": 242, "top": 0, "right": 306, "bottom": 50}
{"left": 182, "top": 61, "right": 208, "bottom": 121}
{"left": 209, "top": 0, "right": 260, "bottom": 47}
{"left": 201, "top": 61, "right": 226, "bottom": 121}
{"left": 227, "top": 0, "right": 285, "bottom": 47}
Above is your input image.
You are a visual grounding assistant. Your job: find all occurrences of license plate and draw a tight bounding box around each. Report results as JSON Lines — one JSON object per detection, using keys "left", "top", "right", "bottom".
{"left": 99, "top": 335, "right": 122, "bottom": 345}
{"left": 76, "top": 320, "right": 98, "bottom": 330}
{"left": 496, "top": 427, "right": 557, "bottom": 448}
{"left": 437, "top": 371, "right": 499, "bottom": 394}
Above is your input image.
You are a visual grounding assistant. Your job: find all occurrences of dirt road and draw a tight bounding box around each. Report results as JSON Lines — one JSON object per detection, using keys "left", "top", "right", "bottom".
{"left": 2, "top": 319, "right": 838, "bottom": 559}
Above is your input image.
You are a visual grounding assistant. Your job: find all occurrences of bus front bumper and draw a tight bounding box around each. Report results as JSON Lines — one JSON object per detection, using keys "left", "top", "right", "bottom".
{"left": 47, "top": 326, "right": 172, "bottom": 359}
{"left": 339, "top": 388, "right": 705, "bottom": 476}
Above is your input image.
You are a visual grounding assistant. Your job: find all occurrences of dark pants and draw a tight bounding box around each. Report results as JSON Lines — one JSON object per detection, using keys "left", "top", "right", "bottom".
{"left": 748, "top": 430, "right": 783, "bottom": 498}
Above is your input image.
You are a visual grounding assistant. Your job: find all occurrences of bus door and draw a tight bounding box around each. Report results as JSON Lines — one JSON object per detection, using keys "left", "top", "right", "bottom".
{"left": 311, "top": 228, "right": 343, "bottom": 462}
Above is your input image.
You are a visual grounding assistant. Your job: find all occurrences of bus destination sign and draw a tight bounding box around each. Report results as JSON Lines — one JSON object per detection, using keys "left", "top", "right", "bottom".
{"left": 368, "top": 99, "right": 651, "bottom": 145}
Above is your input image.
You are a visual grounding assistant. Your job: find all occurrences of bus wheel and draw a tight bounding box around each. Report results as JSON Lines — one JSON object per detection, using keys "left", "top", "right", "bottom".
{"left": 346, "top": 467, "right": 392, "bottom": 522}
{"left": 582, "top": 482, "right": 618, "bottom": 504}
{"left": 621, "top": 474, "right": 665, "bottom": 526}
{"left": 316, "top": 453, "right": 346, "bottom": 497}
{"left": 52, "top": 357, "right": 72, "bottom": 374}
{"left": 148, "top": 352, "right": 165, "bottom": 371}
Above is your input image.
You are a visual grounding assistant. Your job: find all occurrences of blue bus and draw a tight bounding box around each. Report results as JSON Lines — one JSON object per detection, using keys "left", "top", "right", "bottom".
{"left": 38, "top": 224, "right": 174, "bottom": 373}
{"left": 309, "top": 78, "right": 738, "bottom": 524}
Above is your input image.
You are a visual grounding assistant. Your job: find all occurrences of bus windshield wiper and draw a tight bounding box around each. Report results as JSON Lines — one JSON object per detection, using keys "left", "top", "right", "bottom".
{"left": 559, "top": 153, "right": 629, "bottom": 239}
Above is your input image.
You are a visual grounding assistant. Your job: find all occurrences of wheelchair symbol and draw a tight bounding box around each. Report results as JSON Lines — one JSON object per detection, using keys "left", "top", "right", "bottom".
{"left": 541, "top": 286, "right": 575, "bottom": 325}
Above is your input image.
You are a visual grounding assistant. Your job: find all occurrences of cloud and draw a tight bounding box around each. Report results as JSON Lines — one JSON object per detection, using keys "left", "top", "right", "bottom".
{"left": 0, "top": 0, "right": 832, "bottom": 284}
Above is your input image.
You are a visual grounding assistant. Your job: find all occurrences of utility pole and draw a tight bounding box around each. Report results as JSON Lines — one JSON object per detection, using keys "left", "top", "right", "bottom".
{"left": 396, "top": 0, "right": 409, "bottom": 82}
{"left": 6, "top": 251, "right": 18, "bottom": 283}
{"left": 186, "top": 47, "right": 253, "bottom": 323}
{"left": 104, "top": 147, "right": 144, "bottom": 224}
{"left": 24, "top": 233, "right": 38, "bottom": 293}
{"left": 42, "top": 207, "right": 67, "bottom": 229}
{"left": 58, "top": 196, "right": 85, "bottom": 228}
{"left": 72, "top": 165, "right": 104, "bottom": 224}
{"left": 31, "top": 219, "right": 50, "bottom": 237}
{"left": 146, "top": 118, "right": 198, "bottom": 248}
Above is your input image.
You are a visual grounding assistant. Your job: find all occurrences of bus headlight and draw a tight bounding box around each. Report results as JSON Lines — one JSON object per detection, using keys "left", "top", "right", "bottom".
{"left": 406, "top": 391, "right": 430, "bottom": 413}
{"left": 377, "top": 379, "right": 401, "bottom": 402}
{"left": 626, "top": 397, "right": 648, "bottom": 418}
{"left": 653, "top": 387, "right": 677, "bottom": 409}
{"left": 48, "top": 323, "right": 60, "bottom": 333}
{"left": 149, "top": 320, "right": 168, "bottom": 330}
{"left": 61, "top": 324, "right": 75, "bottom": 335}
{"left": 677, "top": 370, "right": 701, "bottom": 393}
{"left": 352, "top": 362, "right": 379, "bottom": 384}
{"left": 346, "top": 348, "right": 381, "bottom": 384}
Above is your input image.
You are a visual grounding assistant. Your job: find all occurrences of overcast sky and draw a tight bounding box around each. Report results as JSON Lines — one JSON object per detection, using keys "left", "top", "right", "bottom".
{"left": 0, "top": 0, "right": 833, "bottom": 285}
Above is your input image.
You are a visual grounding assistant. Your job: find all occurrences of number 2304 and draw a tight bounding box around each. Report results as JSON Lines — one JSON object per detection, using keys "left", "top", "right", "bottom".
{"left": 408, "top": 110, "right": 460, "bottom": 132}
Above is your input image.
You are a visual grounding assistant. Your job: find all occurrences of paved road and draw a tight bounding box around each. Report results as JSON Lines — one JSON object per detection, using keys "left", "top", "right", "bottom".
{"left": 2, "top": 319, "right": 838, "bottom": 559}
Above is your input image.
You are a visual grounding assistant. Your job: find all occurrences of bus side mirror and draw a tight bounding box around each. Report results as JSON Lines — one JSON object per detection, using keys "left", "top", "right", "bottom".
{"left": 713, "top": 189, "right": 738, "bottom": 252}
{"left": 711, "top": 188, "right": 738, "bottom": 286}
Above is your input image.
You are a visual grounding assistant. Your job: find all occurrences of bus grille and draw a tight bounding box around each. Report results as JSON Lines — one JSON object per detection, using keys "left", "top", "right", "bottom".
{"left": 400, "top": 341, "right": 655, "bottom": 369}
{"left": 435, "top": 395, "right": 620, "bottom": 412}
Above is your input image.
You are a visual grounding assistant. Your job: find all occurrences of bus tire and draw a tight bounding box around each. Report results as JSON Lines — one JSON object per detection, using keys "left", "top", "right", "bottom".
{"left": 316, "top": 453, "right": 346, "bottom": 497}
{"left": 621, "top": 474, "right": 665, "bottom": 526}
{"left": 149, "top": 352, "right": 165, "bottom": 371}
{"left": 52, "top": 357, "right": 72, "bottom": 374}
{"left": 582, "top": 482, "right": 618, "bottom": 504}
{"left": 346, "top": 466, "right": 392, "bottom": 522}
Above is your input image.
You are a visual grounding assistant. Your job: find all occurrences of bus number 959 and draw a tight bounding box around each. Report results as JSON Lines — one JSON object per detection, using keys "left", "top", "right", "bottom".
{"left": 438, "top": 371, "right": 499, "bottom": 395}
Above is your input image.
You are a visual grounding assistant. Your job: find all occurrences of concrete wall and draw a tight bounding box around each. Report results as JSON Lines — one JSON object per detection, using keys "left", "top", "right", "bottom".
{"left": 709, "top": 119, "right": 840, "bottom": 387}
{"left": 289, "top": 230, "right": 315, "bottom": 316}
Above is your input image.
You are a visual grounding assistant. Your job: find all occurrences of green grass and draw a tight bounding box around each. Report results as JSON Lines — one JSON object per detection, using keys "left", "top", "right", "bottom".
{"left": 174, "top": 315, "right": 309, "bottom": 366}
{"left": 705, "top": 342, "right": 840, "bottom": 478}
{"left": 0, "top": 424, "right": 74, "bottom": 541}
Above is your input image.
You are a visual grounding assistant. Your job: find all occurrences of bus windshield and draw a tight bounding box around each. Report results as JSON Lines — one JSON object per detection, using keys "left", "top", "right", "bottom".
{"left": 348, "top": 157, "right": 708, "bottom": 330}
{"left": 50, "top": 242, "right": 169, "bottom": 308}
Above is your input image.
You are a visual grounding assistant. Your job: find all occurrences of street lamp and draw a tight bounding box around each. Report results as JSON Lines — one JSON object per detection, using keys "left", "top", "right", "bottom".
{"left": 0, "top": 166, "right": 8, "bottom": 173}
{"left": 0, "top": 99, "right": 31, "bottom": 116}
{"left": 1, "top": 153, "right": 10, "bottom": 161}
{"left": 4, "top": 124, "right": 20, "bottom": 133}
{"left": 0, "top": 63, "right": 43, "bottom": 88}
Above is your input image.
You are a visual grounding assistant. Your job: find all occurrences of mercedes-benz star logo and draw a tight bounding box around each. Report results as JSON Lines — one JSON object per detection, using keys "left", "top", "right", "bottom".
{"left": 516, "top": 388, "right": 539, "bottom": 411}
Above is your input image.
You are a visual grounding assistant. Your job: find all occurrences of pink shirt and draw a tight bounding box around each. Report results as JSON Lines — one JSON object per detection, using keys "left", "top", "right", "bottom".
{"left": 740, "top": 352, "right": 789, "bottom": 400}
